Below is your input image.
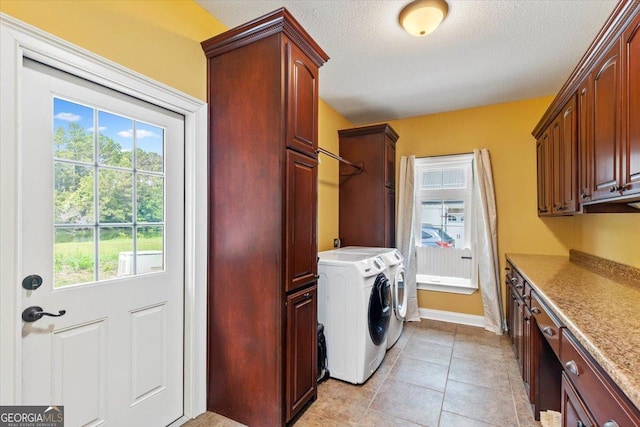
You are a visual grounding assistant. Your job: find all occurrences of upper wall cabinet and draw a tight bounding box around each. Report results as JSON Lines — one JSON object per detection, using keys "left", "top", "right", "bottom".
{"left": 533, "top": 1, "right": 640, "bottom": 215}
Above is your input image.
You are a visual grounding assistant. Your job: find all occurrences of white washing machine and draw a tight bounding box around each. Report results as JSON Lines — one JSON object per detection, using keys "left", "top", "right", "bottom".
{"left": 333, "top": 247, "right": 407, "bottom": 349}
{"left": 317, "top": 250, "right": 391, "bottom": 384}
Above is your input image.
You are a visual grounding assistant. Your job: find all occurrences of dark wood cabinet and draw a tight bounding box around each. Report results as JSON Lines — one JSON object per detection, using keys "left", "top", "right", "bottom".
{"left": 201, "top": 9, "right": 328, "bottom": 426}
{"left": 338, "top": 124, "right": 399, "bottom": 247}
{"left": 622, "top": 12, "right": 640, "bottom": 197}
{"left": 592, "top": 41, "right": 623, "bottom": 201}
{"left": 537, "top": 96, "right": 578, "bottom": 217}
{"left": 507, "top": 257, "right": 640, "bottom": 425}
{"left": 579, "top": 77, "right": 594, "bottom": 202}
{"left": 537, "top": 131, "right": 552, "bottom": 216}
{"left": 533, "top": 2, "right": 640, "bottom": 212}
{"left": 286, "top": 150, "right": 318, "bottom": 293}
{"left": 286, "top": 285, "right": 318, "bottom": 421}
{"left": 558, "top": 97, "right": 579, "bottom": 213}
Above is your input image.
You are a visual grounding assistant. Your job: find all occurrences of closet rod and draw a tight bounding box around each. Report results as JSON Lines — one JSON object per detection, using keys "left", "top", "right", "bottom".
{"left": 316, "top": 147, "right": 363, "bottom": 173}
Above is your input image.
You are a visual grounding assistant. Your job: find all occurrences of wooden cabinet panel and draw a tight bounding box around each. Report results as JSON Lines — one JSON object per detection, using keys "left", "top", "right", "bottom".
{"left": 384, "top": 188, "right": 395, "bottom": 248}
{"left": 560, "top": 97, "right": 578, "bottom": 213}
{"left": 592, "top": 41, "right": 622, "bottom": 200}
{"left": 286, "top": 150, "right": 318, "bottom": 292}
{"left": 286, "top": 40, "right": 319, "bottom": 157}
{"left": 579, "top": 77, "right": 594, "bottom": 202}
{"left": 551, "top": 116, "right": 563, "bottom": 214}
{"left": 385, "top": 139, "right": 395, "bottom": 189}
{"left": 622, "top": 13, "right": 640, "bottom": 196}
{"left": 537, "top": 132, "right": 551, "bottom": 216}
{"left": 286, "top": 285, "right": 318, "bottom": 421}
{"left": 562, "top": 372, "right": 597, "bottom": 427}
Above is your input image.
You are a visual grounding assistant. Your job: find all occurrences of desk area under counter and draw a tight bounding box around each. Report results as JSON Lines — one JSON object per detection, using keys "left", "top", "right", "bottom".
{"left": 505, "top": 251, "right": 640, "bottom": 426}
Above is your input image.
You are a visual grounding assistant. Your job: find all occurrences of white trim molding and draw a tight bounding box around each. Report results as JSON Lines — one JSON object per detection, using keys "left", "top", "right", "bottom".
{"left": 0, "top": 13, "right": 208, "bottom": 420}
{"left": 418, "top": 308, "right": 485, "bottom": 328}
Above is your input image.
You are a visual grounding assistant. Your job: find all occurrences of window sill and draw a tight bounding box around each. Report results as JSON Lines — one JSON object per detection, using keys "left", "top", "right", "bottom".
{"left": 416, "top": 274, "right": 478, "bottom": 295}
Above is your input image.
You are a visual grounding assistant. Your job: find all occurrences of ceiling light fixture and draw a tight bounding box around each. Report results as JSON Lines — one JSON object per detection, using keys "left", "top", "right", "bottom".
{"left": 399, "top": 0, "right": 449, "bottom": 37}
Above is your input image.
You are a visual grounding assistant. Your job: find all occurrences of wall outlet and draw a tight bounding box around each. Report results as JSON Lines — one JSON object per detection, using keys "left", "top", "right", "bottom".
{"left": 333, "top": 238, "right": 341, "bottom": 248}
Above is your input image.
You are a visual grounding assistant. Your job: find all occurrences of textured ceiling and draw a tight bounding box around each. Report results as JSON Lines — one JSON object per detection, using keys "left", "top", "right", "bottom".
{"left": 196, "top": 0, "right": 618, "bottom": 124}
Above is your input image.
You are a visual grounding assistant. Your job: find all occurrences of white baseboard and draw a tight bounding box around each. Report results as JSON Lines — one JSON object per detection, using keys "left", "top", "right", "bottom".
{"left": 418, "top": 308, "right": 485, "bottom": 328}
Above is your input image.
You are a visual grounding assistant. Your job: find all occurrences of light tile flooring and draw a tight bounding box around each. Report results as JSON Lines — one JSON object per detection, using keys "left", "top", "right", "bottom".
{"left": 185, "top": 320, "right": 540, "bottom": 427}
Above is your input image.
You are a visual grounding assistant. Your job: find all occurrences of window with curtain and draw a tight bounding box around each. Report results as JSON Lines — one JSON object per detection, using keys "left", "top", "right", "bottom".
{"left": 414, "top": 154, "right": 477, "bottom": 294}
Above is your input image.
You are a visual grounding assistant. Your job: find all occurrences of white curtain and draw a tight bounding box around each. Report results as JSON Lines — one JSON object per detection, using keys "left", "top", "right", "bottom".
{"left": 473, "top": 149, "right": 504, "bottom": 334}
{"left": 397, "top": 155, "right": 420, "bottom": 321}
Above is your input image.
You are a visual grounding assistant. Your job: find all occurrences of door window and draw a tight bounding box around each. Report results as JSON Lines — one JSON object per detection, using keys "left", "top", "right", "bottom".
{"left": 53, "top": 98, "right": 165, "bottom": 287}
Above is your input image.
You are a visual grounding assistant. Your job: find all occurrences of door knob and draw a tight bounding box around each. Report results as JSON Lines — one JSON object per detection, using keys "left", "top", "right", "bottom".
{"left": 22, "top": 306, "right": 66, "bottom": 322}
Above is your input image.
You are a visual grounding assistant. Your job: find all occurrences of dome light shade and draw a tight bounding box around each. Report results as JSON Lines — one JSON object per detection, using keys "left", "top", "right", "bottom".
{"left": 399, "top": 0, "right": 449, "bottom": 37}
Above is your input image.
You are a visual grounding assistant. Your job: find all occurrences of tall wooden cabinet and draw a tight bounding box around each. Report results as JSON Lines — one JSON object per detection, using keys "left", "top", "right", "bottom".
{"left": 201, "top": 9, "right": 329, "bottom": 426}
{"left": 338, "top": 124, "right": 399, "bottom": 248}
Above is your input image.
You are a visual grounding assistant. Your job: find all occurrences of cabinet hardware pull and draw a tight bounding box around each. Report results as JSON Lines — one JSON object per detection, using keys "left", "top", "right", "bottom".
{"left": 581, "top": 193, "right": 588, "bottom": 199}
{"left": 303, "top": 292, "right": 311, "bottom": 299}
{"left": 581, "top": 88, "right": 587, "bottom": 95}
{"left": 565, "top": 360, "right": 580, "bottom": 376}
{"left": 510, "top": 277, "right": 518, "bottom": 285}
{"left": 603, "top": 420, "right": 620, "bottom": 427}
{"left": 542, "top": 326, "right": 554, "bottom": 337}
{"left": 516, "top": 284, "right": 523, "bottom": 290}
{"left": 531, "top": 307, "right": 540, "bottom": 314}
{"left": 616, "top": 185, "right": 625, "bottom": 192}
{"left": 609, "top": 186, "right": 617, "bottom": 192}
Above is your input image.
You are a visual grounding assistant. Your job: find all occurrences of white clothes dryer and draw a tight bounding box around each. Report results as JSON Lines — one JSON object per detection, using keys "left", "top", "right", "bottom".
{"left": 333, "top": 247, "right": 407, "bottom": 349}
{"left": 317, "top": 250, "right": 391, "bottom": 384}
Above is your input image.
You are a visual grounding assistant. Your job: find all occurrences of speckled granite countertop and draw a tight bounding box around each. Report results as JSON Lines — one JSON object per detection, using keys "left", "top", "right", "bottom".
{"left": 506, "top": 253, "right": 640, "bottom": 411}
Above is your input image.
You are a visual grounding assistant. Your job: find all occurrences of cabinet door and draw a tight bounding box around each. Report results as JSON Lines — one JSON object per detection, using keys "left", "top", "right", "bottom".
{"left": 286, "top": 150, "right": 318, "bottom": 292}
{"left": 385, "top": 187, "right": 395, "bottom": 248}
{"left": 562, "top": 373, "right": 596, "bottom": 427}
{"left": 286, "top": 40, "right": 319, "bottom": 157}
{"left": 536, "top": 132, "right": 551, "bottom": 215}
{"left": 592, "top": 41, "right": 622, "bottom": 200}
{"left": 523, "top": 305, "right": 532, "bottom": 397}
{"left": 286, "top": 285, "right": 317, "bottom": 422}
{"left": 551, "top": 116, "right": 563, "bottom": 214}
{"left": 578, "top": 78, "right": 594, "bottom": 202}
{"left": 385, "top": 138, "right": 396, "bottom": 189}
{"left": 560, "top": 97, "right": 578, "bottom": 213}
{"left": 514, "top": 296, "right": 524, "bottom": 372}
{"left": 622, "top": 13, "right": 640, "bottom": 196}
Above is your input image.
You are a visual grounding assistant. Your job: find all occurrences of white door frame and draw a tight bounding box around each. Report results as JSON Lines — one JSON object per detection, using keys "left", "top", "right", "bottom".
{"left": 0, "top": 13, "right": 208, "bottom": 423}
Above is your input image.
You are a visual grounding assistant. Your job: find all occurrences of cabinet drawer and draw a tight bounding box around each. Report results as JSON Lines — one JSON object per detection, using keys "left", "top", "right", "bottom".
{"left": 505, "top": 263, "right": 525, "bottom": 297}
{"left": 561, "top": 330, "right": 640, "bottom": 427}
{"left": 530, "top": 291, "right": 562, "bottom": 358}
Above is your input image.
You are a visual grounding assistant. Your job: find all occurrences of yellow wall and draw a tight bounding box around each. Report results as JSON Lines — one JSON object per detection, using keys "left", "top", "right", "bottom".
{"left": 388, "top": 96, "right": 575, "bottom": 315}
{"left": 0, "top": 0, "right": 226, "bottom": 101}
{"left": 573, "top": 214, "right": 640, "bottom": 268}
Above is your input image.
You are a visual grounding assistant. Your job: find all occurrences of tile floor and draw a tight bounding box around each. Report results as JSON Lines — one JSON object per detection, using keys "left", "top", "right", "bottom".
{"left": 185, "top": 320, "right": 540, "bottom": 427}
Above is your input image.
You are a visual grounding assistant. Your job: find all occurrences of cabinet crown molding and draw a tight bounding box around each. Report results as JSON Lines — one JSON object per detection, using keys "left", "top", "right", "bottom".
{"left": 201, "top": 7, "right": 329, "bottom": 68}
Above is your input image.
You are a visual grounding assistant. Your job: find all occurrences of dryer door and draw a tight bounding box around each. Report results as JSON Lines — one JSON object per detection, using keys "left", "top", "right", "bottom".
{"left": 395, "top": 268, "right": 408, "bottom": 320}
{"left": 368, "top": 273, "right": 391, "bottom": 346}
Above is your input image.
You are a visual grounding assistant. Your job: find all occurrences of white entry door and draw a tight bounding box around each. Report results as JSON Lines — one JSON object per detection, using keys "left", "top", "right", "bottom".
{"left": 20, "top": 58, "right": 185, "bottom": 426}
